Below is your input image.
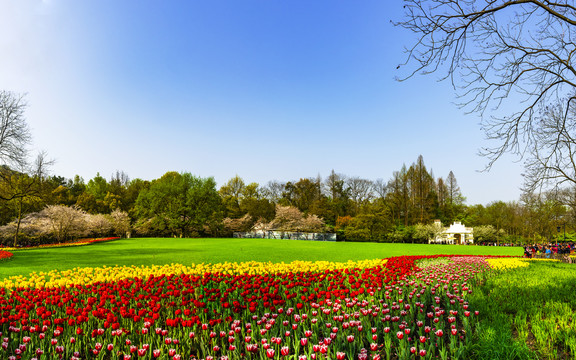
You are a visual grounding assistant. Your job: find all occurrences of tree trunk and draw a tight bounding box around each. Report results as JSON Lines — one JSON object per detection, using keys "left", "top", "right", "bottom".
{"left": 13, "top": 197, "right": 23, "bottom": 247}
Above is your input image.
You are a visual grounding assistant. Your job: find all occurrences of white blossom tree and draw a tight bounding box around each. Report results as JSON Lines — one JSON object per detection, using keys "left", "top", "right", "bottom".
{"left": 41, "top": 205, "right": 87, "bottom": 243}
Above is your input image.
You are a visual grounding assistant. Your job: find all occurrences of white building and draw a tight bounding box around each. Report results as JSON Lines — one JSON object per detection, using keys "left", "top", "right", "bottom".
{"left": 430, "top": 220, "right": 474, "bottom": 245}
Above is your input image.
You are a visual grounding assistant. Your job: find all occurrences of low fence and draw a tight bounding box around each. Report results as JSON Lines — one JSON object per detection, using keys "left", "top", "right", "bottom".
{"left": 234, "top": 231, "right": 337, "bottom": 241}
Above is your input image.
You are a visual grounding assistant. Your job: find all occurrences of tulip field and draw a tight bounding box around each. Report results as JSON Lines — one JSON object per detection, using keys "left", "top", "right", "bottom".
{"left": 0, "top": 238, "right": 572, "bottom": 360}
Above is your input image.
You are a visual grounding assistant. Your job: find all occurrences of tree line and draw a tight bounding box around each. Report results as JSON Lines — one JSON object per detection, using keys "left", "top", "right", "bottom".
{"left": 1, "top": 154, "right": 574, "bottom": 246}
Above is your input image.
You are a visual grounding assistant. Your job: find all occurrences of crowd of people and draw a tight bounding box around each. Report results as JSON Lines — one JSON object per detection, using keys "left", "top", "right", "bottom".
{"left": 524, "top": 242, "right": 575, "bottom": 262}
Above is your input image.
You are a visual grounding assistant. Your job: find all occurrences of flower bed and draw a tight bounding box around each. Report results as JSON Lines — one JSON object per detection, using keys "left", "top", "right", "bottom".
{"left": 0, "top": 255, "right": 513, "bottom": 359}
{"left": 0, "top": 251, "right": 13, "bottom": 262}
{"left": 0, "top": 237, "right": 120, "bottom": 251}
{"left": 486, "top": 257, "right": 559, "bottom": 270}
{"left": 0, "top": 259, "right": 386, "bottom": 289}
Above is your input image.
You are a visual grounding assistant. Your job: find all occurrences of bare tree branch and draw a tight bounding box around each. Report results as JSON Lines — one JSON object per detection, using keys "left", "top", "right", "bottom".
{"left": 396, "top": 0, "right": 576, "bottom": 186}
{"left": 0, "top": 91, "right": 31, "bottom": 169}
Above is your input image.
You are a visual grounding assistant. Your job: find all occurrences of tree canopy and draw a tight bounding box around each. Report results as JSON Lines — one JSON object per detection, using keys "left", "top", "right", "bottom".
{"left": 134, "top": 172, "right": 221, "bottom": 237}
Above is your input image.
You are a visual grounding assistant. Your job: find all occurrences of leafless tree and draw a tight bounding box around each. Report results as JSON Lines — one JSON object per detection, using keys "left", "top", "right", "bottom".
{"left": 262, "top": 180, "right": 285, "bottom": 203}
{"left": 110, "top": 170, "right": 130, "bottom": 188}
{"left": 0, "top": 91, "right": 31, "bottom": 169}
{"left": 397, "top": 1, "right": 576, "bottom": 187}
{"left": 346, "top": 177, "right": 374, "bottom": 205}
{"left": 372, "top": 178, "right": 389, "bottom": 200}
{"left": 523, "top": 100, "right": 576, "bottom": 191}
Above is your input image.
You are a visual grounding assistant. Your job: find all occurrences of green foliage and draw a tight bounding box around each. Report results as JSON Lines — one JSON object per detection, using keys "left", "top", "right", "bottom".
{"left": 134, "top": 172, "right": 221, "bottom": 237}
{"left": 85, "top": 173, "right": 108, "bottom": 201}
{"left": 386, "top": 225, "right": 414, "bottom": 243}
{"left": 342, "top": 227, "right": 371, "bottom": 242}
{"left": 240, "top": 197, "right": 275, "bottom": 221}
{"left": 4, "top": 155, "right": 576, "bottom": 243}
{"left": 472, "top": 225, "right": 498, "bottom": 243}
{"left": 466, "top": 312, "right": 534, "bottom": 360}
{"left": 341, "top": 212, "right": 393, "bottom": 242}
{"left": 412, "top": 223, "right": 437, "bottom": 243}
{"left": 281, "top": 178, "right": 323, "bottom": 213}
{"left": 554, "top": 231, "right": 576, "bottom": 242}
{"left": 219, "top": 175, "right": 245, "bottom": 218}
{"left": 219, "top": 176, "right": 275, "bottom": 222}
{"left": 469, "top": 261, "right": 576, "bottom": 359}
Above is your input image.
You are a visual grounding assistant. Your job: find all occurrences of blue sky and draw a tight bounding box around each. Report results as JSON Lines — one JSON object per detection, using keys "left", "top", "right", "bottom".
{"left": 0, "top": 0, "right": 524, "bottom": 205}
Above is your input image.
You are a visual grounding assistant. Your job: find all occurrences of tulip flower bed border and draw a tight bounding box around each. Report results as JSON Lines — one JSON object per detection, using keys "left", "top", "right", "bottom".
{"left": 0, "top": 254, "right": 516, "bottom": 360}
{"left": 0, "top": 253, "right": 566, "bottom": 360}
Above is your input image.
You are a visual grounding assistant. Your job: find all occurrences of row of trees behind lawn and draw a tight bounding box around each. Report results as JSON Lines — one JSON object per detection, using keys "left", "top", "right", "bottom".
{"left": 1, "top": 155, "right": 575, "bottom": 246}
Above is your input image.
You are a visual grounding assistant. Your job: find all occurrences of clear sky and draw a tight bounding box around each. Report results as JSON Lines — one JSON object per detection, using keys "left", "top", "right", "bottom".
{"left": 0, "top": 0, "right": 525, "bottom": 205}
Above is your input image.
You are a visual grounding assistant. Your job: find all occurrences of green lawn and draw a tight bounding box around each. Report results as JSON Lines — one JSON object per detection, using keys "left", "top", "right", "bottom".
{"left": 0, "top": 238, "right": 522, "bottom": 279}
{"left": 469, "top": 261, "right": 576, "bottom": 359}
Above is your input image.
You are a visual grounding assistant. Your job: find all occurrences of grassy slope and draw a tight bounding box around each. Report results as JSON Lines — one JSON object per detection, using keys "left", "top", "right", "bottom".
{"left": 0, "top": 237, "right": 522, "bottom": 279}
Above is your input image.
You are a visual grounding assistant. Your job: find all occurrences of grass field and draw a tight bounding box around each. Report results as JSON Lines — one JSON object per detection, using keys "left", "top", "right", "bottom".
{"left": 0, "top": 237, "right": 522, "bottom": 279}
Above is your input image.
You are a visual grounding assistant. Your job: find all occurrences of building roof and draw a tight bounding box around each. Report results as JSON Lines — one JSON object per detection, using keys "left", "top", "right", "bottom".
{"left": 444, "top": 221, "right": 473, "bottom": 234}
